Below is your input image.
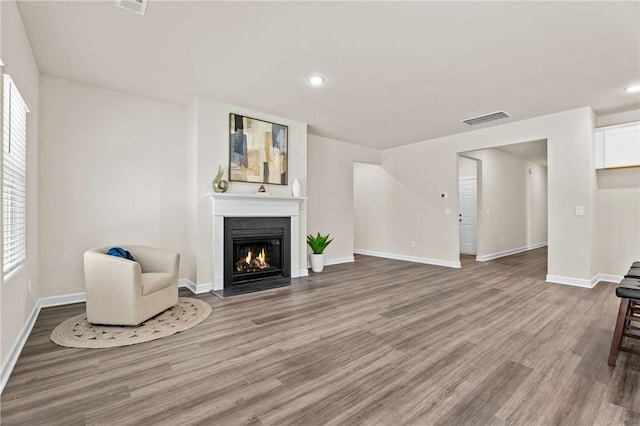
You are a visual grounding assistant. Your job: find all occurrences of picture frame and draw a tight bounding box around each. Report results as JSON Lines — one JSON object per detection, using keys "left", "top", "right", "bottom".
{"left": 229, "top": 113, "right": 288, "bottom": 185}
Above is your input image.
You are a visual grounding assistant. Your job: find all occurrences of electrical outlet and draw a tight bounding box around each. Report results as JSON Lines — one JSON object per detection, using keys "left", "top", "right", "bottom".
{"left": 500, "top": 237, "right": 504, "bottom": 244}
{"left": 28, "top": 278, "right": 32, "bottom": 295}
{"left": 410, "top": 240, "right": 416, "bottom": 248}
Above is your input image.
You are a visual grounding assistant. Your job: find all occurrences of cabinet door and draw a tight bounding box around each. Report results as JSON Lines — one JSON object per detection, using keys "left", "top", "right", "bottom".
{"left": 604, "top": 123, "right": 640, "bottom": 168}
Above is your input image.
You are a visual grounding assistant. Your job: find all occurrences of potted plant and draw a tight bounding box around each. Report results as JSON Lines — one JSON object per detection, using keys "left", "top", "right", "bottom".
{"left": 307, "top": 232, "right": 333, "bottom": 273}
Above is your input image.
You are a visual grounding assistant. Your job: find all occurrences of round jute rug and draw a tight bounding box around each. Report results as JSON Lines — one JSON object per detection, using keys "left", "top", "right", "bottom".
{"left": 50, "top": 297, "right": 211, "bottom": 349}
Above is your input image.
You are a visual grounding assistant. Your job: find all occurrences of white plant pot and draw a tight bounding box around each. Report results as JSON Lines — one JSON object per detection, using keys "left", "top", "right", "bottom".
{"left": 309, "top": 253, "right": 325, "bottom": 273}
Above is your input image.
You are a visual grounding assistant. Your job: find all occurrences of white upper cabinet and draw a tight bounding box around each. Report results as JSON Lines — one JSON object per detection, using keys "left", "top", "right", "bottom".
{"left": 594, "top": 122, "right": 640, "bottom": 169}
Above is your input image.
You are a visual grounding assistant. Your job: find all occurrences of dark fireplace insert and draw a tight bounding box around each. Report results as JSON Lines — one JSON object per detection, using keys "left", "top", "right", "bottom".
{"left": 224, "top": 217, "right": 291, "bottom": 288}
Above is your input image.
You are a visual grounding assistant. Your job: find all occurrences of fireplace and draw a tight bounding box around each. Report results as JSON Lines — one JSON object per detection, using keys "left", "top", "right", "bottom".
{"left": 224, "top": 217, "right": 291, "bottom": 288}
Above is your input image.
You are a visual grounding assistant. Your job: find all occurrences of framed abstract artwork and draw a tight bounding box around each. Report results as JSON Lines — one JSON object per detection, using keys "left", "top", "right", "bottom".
{"left": 229, "top": 113, "right": 288, "bottom": 185}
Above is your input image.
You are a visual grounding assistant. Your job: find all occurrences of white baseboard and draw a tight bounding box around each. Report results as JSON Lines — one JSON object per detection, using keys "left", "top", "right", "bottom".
{"left": 179, "top": 279, "right": 213, "bottom": 294}
{"left": 547, "top": 272, "right": 623, "bottom": 289}
{"left": 546, "top": 274, "right": 596, "bottom": 288}
{"left": 292, "top": 267, "right": 309, "bottom": 278}
{"left": 39, "top": 292, "right": 86, "bottom": 307}
{"left": 593, "top": 274, "right": 623, "bottom": 285}
{"left": 325, "top": 256, "right": 355, "bottom": 266}
{"left": 476, "top": 242, "right": 548, "bottom": 262}
{"left": 353, "top": 249, "right": 461, "bottom": 268}
{"left": 1, "top": 299, "right": 39, "bottom": 394}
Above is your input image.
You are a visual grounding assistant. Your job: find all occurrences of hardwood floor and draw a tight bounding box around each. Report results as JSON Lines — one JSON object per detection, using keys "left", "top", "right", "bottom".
{"left": 2, "top": 248, "right": 639, "bottom": 425}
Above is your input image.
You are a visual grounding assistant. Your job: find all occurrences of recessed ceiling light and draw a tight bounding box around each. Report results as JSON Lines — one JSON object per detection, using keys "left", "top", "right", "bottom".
{"left": 625, "top": 84, "right": 640, "bottom": 93}
{"left": 309, "top": 75, "right": 325, "bottom": 86}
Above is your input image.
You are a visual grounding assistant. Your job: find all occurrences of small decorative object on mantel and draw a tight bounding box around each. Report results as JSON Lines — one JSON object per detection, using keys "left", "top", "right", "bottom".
{"left": 307, "top": 232, "right": 333, "bottom": 273}
{"left": 255, "top": 184, "right": 270, "bottom": 196}
{"left": 291, "top": 178, "right": 301, "bottom": 197}
{"left": 212, "top": 165, "right": 229, "bottom": 193}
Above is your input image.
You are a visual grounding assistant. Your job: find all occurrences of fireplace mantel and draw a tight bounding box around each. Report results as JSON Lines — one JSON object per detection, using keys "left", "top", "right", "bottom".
{"left": 208, "top": 192, "right": 306, "bottom": 216}
{"left": 207, "top": 192, "right": 307, "bottom": 290}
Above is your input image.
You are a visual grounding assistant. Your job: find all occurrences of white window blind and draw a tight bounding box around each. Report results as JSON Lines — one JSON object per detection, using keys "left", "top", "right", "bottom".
{"left": 3, "top": 75, "right": 28, "bottom": 279}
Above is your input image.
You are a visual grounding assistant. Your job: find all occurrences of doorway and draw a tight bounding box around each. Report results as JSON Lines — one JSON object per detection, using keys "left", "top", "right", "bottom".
{"left": 457, "top": 140, "right": 548, "bottom": 274}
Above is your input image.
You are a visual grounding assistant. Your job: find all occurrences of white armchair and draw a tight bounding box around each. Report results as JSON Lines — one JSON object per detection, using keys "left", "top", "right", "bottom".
{"left": 83, "top": 245, "right": 179, "bottom": 325}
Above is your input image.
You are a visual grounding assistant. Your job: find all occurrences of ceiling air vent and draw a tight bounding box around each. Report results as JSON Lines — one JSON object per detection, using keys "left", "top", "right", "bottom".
{"left": 115, "top": 0, "right": 148, "bottom": 16}
{"left": 461, "top": 111, "right": 511, "bottom": 126}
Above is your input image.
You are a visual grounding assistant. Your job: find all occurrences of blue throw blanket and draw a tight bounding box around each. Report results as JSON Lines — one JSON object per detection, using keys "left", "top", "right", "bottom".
{"left": 107, "top": 247, "right": 135, "bottom": 261}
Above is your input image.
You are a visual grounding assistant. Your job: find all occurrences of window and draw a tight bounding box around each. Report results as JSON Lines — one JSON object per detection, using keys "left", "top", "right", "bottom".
{"left": 3, "top": 75, "right": 28, "bottom": 280}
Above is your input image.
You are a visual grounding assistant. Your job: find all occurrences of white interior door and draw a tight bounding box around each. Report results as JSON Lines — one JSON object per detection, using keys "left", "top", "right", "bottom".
{"left": 459, "top": 178, "right": 477, "bottom": 255}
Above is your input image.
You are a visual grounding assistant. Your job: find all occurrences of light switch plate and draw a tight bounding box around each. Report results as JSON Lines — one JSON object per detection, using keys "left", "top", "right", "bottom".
{"left": 444, "top": 208, "right": 452, "bottom": 216}
{"left": 575, "top": 206, "right": 585, "bottom": 216}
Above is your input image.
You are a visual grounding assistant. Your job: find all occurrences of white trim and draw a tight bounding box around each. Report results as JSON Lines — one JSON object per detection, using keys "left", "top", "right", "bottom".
{"left": 476, "top": 242, "right": 547, "bottom": 262}
{"left": 295, "top": 268, "right": 309, "bottom": 277}
{"left": 1, "top": 300, "right": 39, "bottom": 394}
{"left": 593, "top": 274, "right": 623, "bottom": 285}
{"left": 546, "top": 274, "right": 599, "bottom": 289}
{"left": 179, "top": 278, "right": 213, "bottom": 294}
{"left": 39, "top": 292, "right": 86, "bottom": 308}
{"left": 354, "top": 249, "right": 461, "bottom": 268}
{"left": 325, "top": 256, "right": 355, "bottom": 266}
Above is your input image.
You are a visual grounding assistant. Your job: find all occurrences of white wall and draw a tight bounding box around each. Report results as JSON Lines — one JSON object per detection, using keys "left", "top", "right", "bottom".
{"left": 595, "top": 168, "right": 640, "bottom": 276}
{"left": 192, "top": 98, "right": 308, "bottom": 286}
{"left": 458, "top": 156, "right": 477, "bottom": 179}
{"left": 307, "top": 135, "right": 380, "bottom": 265}
{"left": 1, "top": 0, "right": 40, "bottom": 368}
{"left": 38, "top": 76, "right": 190, "bottom": 297}
{"left": 462, "top": 148, "right": 547, "bottom": 258}
{"left": 353, "top": 162, "right": 401, "bottom": 259}
{"left": 594, "top": 109, "right": 640, "bottom": 277}
{"left": 527, "top": 160, "right": 548, "bottom": 248}
{"left": 364, "top": 107, "right": 595, "bottom": 283}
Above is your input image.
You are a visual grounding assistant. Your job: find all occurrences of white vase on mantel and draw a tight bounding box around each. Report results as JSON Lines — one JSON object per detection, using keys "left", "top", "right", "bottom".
{"left": 291, "top": 178, "right": 301, "bottom": 197}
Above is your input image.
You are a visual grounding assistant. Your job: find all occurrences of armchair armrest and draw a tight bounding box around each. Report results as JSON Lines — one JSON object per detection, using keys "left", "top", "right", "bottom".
{"left": 84, "top": 249, "right": 142, "bottom": 300}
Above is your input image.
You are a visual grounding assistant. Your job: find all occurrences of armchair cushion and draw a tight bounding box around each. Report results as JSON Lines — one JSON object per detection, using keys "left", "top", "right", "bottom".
{"left": 142, "top": 272, "right": 175, "bottom": 296}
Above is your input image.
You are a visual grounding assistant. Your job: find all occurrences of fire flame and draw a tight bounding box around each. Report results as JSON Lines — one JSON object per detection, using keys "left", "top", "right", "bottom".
{"left": 257, "top": 248, "right": 267, "bottom": 266}
{"left": 239, "top": 248, "right": 269, "bottom": 271}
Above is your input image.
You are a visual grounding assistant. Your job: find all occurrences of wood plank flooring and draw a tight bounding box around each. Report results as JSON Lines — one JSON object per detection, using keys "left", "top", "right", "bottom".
{"left": 2, "top": 248, "right": 639, "bottom": 425}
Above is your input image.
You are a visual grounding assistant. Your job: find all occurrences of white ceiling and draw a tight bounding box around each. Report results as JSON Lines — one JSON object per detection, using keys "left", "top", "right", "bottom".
{"left": 15, "top": 1, "right": 640, "bottom": 149}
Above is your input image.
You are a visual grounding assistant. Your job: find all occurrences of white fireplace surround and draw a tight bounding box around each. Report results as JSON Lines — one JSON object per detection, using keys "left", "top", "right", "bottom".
{"left": 207, "top": 193, "right": 307, "bottom": 291}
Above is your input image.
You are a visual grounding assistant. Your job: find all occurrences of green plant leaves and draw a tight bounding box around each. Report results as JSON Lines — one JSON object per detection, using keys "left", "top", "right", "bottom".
{"left": 306, "top": 232, "right": 333, "bottom": 254}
